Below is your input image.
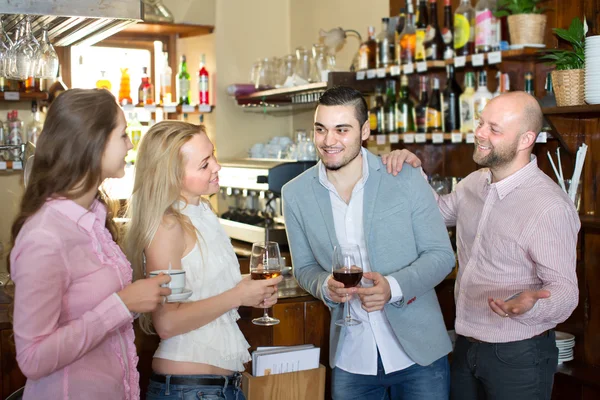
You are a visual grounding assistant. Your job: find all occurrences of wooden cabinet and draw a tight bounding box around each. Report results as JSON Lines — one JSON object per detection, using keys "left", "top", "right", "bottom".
{"left": 0, "top": 288, "right": 26, "bottom": 399}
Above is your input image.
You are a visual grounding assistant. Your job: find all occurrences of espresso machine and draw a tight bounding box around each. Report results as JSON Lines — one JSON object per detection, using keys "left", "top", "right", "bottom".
{"left": 217, "top": 159, "right": 316, "bottom": 245}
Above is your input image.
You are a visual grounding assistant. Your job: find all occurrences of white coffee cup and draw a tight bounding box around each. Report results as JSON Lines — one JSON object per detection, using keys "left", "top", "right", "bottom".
{"left": 149, "top": 269, "right": 186, "bottom": 294}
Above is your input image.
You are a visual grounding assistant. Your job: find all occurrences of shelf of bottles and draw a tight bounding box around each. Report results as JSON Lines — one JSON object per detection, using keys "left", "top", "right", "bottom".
{"left": 367, "top": 130, "right": 551, "bottom": 147}
{"left": 0, "top": 91, "right": 49, "bottom": 101}
{"left": 0, "top": 142, "right": 26, "bottom": 172}
{"left": 355, "top": 47, "right": 540, "bottom": 81}
{"left": 121, "top": 104, "right": 213, "bottom": 114}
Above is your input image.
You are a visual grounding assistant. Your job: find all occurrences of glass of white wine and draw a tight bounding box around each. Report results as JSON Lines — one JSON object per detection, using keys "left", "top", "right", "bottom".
{"left": 250, "top": 241, "right": 282, "bottom": 326}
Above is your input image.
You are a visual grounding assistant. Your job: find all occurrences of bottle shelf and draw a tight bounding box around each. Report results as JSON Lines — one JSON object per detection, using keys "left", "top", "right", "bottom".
{"left": 236, "top": 82, "right": 327, "bottom": 104}
{"left": 0, "top": 91, "right": 49, "bottom": 101}
{"left": 542, "top": 104, "right": 600, "bottom": 116}
{"left": 121, "top": 104, "right": 214, "bottom": 114}
{"left": 368, "top": 131, "right": 553, "bottom": 145}
{"left": 354, "top": 48, "right": 542, "bottom": 81}
{"left": 0, "top": 160, "right": 23, "bottom": 172}
{"left": 580, "top": 215, "right": 600, "bottom": 230}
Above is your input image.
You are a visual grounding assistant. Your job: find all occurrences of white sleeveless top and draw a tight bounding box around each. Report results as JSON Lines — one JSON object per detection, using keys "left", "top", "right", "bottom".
{"left": 153, "top": 201, "right": 251, "bottom": 371}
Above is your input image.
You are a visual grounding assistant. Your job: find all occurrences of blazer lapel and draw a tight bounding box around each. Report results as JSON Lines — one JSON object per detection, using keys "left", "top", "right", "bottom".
{"left": 363, "top": 152, "right": 382, "bottom": 244}
{"left": 312, "top": 170, "right": 339, "bottom": 250}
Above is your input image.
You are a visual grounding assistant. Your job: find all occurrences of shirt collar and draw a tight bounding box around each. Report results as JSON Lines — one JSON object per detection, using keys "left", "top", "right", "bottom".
{"left": 317, "top": 147, "right": 370, "bottom": 193}
{"left": 47, "top": 198, "right": 105, "bottom": 232}
{"left": 488, "top": 155, "right": 539, "bottom": 200}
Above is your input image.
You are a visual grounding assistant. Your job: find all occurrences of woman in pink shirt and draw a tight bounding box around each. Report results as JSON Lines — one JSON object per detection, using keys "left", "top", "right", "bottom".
{"left": 9, "top": 89, "right": 172, "bottom": 400}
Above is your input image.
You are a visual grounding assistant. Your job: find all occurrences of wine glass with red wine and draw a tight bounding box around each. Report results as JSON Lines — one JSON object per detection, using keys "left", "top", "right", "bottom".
{"left": 332, "top": 244, "right": 363, "bottom": 327}
{"left": 250, "top": 241, "right": 282, "bottom": 326}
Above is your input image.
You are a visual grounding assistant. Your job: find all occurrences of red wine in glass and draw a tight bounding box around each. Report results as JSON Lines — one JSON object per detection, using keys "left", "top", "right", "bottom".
{"left": 333, "top": 266, "right": 363, "bottom": 288}
{"left": 332, "top": 244, "right": 363, "bottom": 327}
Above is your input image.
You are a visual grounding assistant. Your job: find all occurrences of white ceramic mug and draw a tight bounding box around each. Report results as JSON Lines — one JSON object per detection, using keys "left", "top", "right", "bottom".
{"left": 149, "top": 269, "right": 186, "bottom": 294}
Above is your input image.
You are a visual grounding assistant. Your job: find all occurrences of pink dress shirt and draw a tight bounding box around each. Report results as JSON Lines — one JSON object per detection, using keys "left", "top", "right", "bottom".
{"left": 436, "top": 157, "right": 580, "bottom": 342}
{"left": 10, "top": 198, "right": 139, "bottom": 400}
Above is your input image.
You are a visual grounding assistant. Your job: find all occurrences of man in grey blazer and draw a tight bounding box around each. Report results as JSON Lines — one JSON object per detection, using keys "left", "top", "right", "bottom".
{"left": 282, "top": 86, "right": 456, "bottom": 400}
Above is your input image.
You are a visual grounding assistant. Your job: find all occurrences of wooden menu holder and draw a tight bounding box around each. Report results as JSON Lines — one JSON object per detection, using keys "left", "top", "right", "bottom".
{"left": 242, "top": 364, "right": 326, "bottom": 400}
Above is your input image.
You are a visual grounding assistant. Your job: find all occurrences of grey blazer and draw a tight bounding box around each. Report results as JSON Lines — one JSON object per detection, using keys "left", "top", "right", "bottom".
{"left": 282, "top": 150, "right": 455, "bottom": 367}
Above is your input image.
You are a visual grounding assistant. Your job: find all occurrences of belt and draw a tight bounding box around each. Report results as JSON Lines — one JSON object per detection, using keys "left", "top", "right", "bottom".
{"left": 464, "top": 330, "right": 551, "bottom": 344}
{"left": 150, "top": 372, "right": 242, "bottom": 388}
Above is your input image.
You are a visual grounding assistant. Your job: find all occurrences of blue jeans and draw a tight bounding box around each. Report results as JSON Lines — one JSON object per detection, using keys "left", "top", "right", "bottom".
{"left": 146, "top": 373, "right": 246, "bottom": 400}
{"left": 332, "top": 353, "right": 450, "bottom": 400}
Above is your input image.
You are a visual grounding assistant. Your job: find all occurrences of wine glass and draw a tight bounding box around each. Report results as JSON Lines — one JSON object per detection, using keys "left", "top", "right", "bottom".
{"left": 0, "top": 17, "right": 13, "bottom": 78}
{"left": 35, "top": 27, "right": 59, "bottom": 79}
{"left": 11, "top": 16, "right": 40, "bottom": 80}
{"left": 332, "top": 244, "right": 363, "bottom": 327}
{"left": 250, "top": 241, "right": 282, "bottom": 326}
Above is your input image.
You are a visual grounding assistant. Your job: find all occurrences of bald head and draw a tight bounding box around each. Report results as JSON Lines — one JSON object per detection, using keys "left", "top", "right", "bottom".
{"left": 491, "top": 91, "right": 544, "bottom": 137}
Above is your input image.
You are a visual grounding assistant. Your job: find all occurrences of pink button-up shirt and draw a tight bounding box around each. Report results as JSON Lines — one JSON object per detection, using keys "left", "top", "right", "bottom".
{"left": 436, "top": 157, "right": 580, "bottom": 342}
{"left": 10, "top": 198, "right": 140, "bottom": 400}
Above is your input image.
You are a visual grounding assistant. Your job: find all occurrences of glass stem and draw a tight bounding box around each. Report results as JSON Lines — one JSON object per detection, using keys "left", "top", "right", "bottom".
{"left": 263, "top": 298, "right": 269, "bottom": 318}
{"left": 345, "top": 293, "right": 351, "bottom": 321}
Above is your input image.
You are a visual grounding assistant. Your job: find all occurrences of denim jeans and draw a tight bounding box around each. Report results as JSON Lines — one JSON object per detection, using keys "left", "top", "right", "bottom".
{"left": 332, "top": 353, "right": 450, "bottom": 400}
{"left": 450, "top": 331, "right": 558, "bottom": 400}
{"left": 146, "top": 373, "right": 246, "bottom": 400}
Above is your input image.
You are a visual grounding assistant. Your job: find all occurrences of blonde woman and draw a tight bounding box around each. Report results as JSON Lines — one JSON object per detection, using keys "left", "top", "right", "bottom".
{"left": 124, "top": 121, "right": 282, "bottom": 400}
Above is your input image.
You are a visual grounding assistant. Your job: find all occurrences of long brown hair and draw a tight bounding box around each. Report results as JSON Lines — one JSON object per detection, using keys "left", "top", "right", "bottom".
{"left": 8, "top": 88, "right": 122, "bottom": 274}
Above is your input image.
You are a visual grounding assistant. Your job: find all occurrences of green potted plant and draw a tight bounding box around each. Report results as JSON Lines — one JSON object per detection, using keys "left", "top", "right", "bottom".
{"left": 540, "top": 17, "right": 586, "bottom": 106}
{"left": 495, "top": 0, "right": 547, "bottom": 45}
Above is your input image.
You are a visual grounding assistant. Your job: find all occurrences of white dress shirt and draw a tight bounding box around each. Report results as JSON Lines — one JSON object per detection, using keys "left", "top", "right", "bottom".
{"left": 319, "top": 148, "right": 415, "bottom": 375}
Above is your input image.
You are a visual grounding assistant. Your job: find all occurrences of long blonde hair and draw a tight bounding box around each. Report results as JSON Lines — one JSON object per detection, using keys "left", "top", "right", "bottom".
{"left": 124, "top": 120, "right": 206, "bottom": 334}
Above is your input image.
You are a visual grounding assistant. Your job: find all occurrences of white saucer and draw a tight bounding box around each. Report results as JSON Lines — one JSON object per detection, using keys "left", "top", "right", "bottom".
{"left": 167, "top": 289, "right": 193, "bottom": 303}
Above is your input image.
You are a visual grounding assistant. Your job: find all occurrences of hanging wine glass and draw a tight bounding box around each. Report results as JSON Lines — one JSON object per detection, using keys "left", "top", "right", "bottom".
{"left": 11, "top": 16, "right": 40, "bottom": 80}
{"left": 0, "top": 17, "right": 13, "bottom": 78}
{"left": 6, "top": 20, "right": 23, "bottom": 79}
{"left": 35, "top": 27, "right": 58, "bottom": 79}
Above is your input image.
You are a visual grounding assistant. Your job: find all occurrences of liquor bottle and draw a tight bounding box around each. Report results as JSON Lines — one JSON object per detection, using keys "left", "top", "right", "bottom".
{"left": 395, "top": 8, "right": 407, "bottom": 65}
{"left": 26, "top": 101, "right": 43, "bottom": 145}
{"left": 118, "top": 68, "right": 132, "bottom": 106}
{"left": 415, "top": 0, "right": 429, "bottom": 61}
{"left": 524, "top": 72, "right": 535, "bottom": 97}
{"left": 459, "top": 72, "right": 476, "bottom": 133}
{"left": 138, "top": 67, "right": 154, "bottom": 106}
{"left": 359, "top": 26, "right": 377, "bottom": 70}
{"left": 415, "top": 75, "right": 429, "bottom": 133}
{"left": 125, "top": 113, "right": 143, "bottom": 164}
{"left": 370, "top": 86, "right": 385, "bottom": 135}
{"left": 384, "top": 80, "right": 397, "bottom": 134}
{"left": 539, "top": 72, "right": 556, "bottom": 107}
{"left": 473, "top": 71, "right": 493, "bottom": 126}
{"left": 454, "top": 0, "right": 475, "bottom": 56}
{"left": 424, "top": 0, "right": 444, "bottom": 61}
{"left": 396, "top": 75, "right": 416, "bottom": 133}
{"left": 475, "top": 0, "right": 498, "bottom": 53}
{"left": 376, "top": 18, "right": 395, "bottom": 68}
{"left": 160, "top": 54, "right": 173, "bottom": 105}
{"left": 442, "top": 0, "right": 454, "bottom": 59}
{"left": 427, "top": 78, "right": 443, "bottom": 132}
{"left": 177, "top": 55, "right": 191, "bottom": 106}
{"left": 400, "top": 1, "right": 417, "bottom": 65}
{"left": 96, "top": 71, "right": 111, "bottom": 90}
{"left": 6, "top": 110, "right": 23, "bottom": 160}
{"left": 492, "top": 72, "right": 510, "bottom": 97}
{"left": 198, "top": 54, "right": 210, "bottom": 105}
{"left": 48, "top": 65, "right": 68, "bottom": 103}
{"left": 369, "top": 86, "right": 384, "bottom": 135}
{"left": 443, "top": 64, "right": 461, "bottom": 132}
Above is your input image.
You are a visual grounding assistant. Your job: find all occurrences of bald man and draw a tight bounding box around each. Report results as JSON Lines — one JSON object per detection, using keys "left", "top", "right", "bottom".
{"left": 383, "top": 92, "right": 580, "bottom": 400}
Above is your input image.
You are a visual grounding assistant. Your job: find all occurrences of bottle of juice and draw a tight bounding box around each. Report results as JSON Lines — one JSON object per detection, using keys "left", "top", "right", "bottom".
{"left": 118, "top": 68, "right": 132, "bottom": 106}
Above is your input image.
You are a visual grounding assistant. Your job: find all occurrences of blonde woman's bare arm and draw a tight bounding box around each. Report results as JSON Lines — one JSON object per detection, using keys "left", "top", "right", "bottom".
{"left": 146, "top": 217, "right": 281, "bottom": 340}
